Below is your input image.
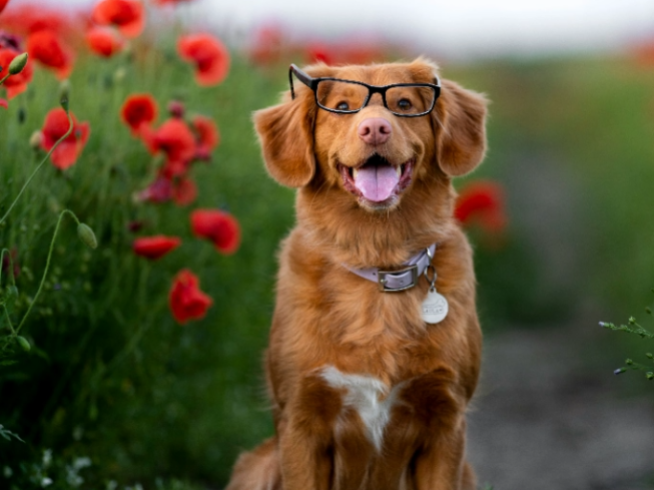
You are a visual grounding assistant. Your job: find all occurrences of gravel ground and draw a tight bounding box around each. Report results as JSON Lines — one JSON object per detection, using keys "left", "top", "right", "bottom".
{"left": 467, "top": 325, "right": 654, "bottom": 490}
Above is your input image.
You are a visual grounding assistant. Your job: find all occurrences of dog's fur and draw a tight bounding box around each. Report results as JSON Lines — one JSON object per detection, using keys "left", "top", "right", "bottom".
{"left": 226, "top": 58, "right": 488, "bottom": 490}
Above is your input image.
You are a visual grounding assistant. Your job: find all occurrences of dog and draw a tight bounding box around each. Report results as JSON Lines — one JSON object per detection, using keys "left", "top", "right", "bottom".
{"left": 226, "top": 58, "right": 488, "bottom": 490}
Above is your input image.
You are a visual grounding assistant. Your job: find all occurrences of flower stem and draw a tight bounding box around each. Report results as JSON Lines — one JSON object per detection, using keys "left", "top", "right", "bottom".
{"left": 14, "top": 209, "right": 81, "bottom": 336}
{"left": 0, "top": 109, "right": 74, "bottom": 226}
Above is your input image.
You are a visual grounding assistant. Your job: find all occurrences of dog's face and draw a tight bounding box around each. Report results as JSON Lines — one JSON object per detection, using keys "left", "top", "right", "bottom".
{"left": 254, "top": 58, "right": 487, "bottom": 214}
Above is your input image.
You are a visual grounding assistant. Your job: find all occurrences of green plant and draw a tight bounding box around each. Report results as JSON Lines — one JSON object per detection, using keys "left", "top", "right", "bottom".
{"left": 601, "top": 311, "right": 654, "bottom": 382}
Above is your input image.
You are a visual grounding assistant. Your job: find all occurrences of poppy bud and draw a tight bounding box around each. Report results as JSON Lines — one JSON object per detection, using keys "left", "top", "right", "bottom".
{"left": 77, "top": 223, "right": 98, "bottom": 249}
{"left": 168, "top": 100, "right": 185, "bottom": 118}
{"left": 628, "top": 316, "right": 636, "bottom": 325}
{"left": 59, "top": 79, "right": 70, "bottom": 112}
{"left": 647, "top": 372, "right": 654, "bottom": 381}
{"left": 625, "top": 358, "right": 633, "bottom": 365}
{"left": 29, "top": 131, "right": 43, "bottom": 150}
{"left": 16, "top": 336, "right": 30, "bottom": 352}
{"left": 8, "top": 52, "right": 28, "bottom": 75}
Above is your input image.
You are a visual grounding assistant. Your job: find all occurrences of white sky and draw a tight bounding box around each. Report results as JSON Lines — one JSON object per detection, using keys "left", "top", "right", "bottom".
{"left": 8, "top": 0, "right": 654, "bottom": 58}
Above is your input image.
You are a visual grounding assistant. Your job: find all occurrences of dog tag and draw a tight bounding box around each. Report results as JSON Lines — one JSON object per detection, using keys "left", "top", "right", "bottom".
{"left": 421, "top": 288, "right": 448, "bottom": 324}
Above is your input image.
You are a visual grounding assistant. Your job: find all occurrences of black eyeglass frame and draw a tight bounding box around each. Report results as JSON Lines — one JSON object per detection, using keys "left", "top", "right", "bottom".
{"left": 289, "top": 63, "right": 441, "bottom": 118}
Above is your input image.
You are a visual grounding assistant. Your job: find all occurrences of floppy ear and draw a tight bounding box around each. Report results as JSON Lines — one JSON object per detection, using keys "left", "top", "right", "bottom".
{"left": 433, "top": 79, "right": 488, "bottom": 177}
{"left": 253, "top": 87, "right": 317, "bottom": 188}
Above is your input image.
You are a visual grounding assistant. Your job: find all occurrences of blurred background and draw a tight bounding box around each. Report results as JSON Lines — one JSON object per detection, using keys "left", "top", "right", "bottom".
{"left": 1, "top": 0, "right": 653, "bottom": 488}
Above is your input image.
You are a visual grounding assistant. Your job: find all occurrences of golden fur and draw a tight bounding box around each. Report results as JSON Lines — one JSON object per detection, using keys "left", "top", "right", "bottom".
{"left": 226, "top": 58, "right": 488, "bottom": 490}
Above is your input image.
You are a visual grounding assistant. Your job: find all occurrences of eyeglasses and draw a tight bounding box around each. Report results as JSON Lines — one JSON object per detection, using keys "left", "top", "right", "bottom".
{"left": 289, "top": 63, "right": 441, "bottom": 118}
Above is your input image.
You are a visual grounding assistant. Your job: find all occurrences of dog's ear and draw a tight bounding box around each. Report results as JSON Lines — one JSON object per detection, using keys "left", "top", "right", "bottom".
{"left": 433, "top": 79, "right": 488, "bottom": 177}
{"left": 253, "top": 84, "right": 317, "bottom": 188}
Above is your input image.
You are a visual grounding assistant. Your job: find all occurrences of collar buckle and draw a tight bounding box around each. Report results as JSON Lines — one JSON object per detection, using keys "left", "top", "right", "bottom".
{"left": 378, "top": 264, "right": 419, "bottom": 292}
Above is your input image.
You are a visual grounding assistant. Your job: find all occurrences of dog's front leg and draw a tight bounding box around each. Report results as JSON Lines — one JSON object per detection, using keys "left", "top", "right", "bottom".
{"left": 278, "top": 373, "right": 341, "bottom": 490}
{"left": 412, "top": 419, "right": 470, "bottom": 490}
{"left": 402, "top": 370, "right": 474, "bottom": 490}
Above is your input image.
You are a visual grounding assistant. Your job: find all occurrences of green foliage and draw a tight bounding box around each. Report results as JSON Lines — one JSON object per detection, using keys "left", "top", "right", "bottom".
{"left": 1, "top": 46, "right": 290, "bottom": 487}
{"left": 0, "top": 424, "right": 24, "bottom": 443}
{"left": 601, "top": 300, "right": 654, "bottom": 383}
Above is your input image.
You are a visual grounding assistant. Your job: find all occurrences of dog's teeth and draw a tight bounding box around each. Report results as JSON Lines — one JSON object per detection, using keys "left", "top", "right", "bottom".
{"left": 395, "top": 166, "right": 402, "bottom": 177}
{"left": 352, "top": 168, "right": 358, "bottom": 180}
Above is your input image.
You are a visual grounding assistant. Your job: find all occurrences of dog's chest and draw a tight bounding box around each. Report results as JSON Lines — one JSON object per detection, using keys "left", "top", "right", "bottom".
{"left": 320, "top": 365, "right": 407, "bottom": 452}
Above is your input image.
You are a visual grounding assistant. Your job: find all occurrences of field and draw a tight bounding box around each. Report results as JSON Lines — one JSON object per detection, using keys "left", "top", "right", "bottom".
{"left": 1, "top": 4, "right": 654, "bottom": 488}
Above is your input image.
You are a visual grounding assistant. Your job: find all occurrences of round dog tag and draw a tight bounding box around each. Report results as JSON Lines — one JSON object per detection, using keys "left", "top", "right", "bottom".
{"left": 421, "top": 288, "right": 449, "bottom": 324}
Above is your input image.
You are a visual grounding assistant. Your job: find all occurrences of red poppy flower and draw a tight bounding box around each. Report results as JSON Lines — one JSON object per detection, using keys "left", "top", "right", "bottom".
{"left": 169, "top": 269, "right": 213, "bottom": 324}
{"left": 86, "top": 26, "right": 124, "bottom": 58}
{"left": 133, "top": 235, "right": 181, "bottom": 259}
{"left": 150, "top": 118, "right": 196, "bottom": 173}
{"left": 248, "top": 25, "right": 283, "bottom": 66}
{"left": 0, "top": 32, "right": 21, "bottom": 50}
{"left": 167, "top": 99, "right": 184, "bottom": 118}
{"left": 190, "top": 209, "right": 240, "bottom": 254}
{"left": 0, "top": 5, "right": 73, "bottom": 37}
{"left": 191, "top": 115, "right": 219, "bottom": 161}
{"left": 161, "top": 158, "right": 190, "bottom": 179}
{"left": 306, "top": 42, "right": 336, "bottom": 65}
{"left": 177, "top": 33, "right": 230, "bottom": 86}
{"left": 40, "top": 107, "right": 91, "bottom": 170}
{"left": 152, "top": 0, "right": 192, "bottom": 5}
{"left": 92, "top": 0, "right": 145, "bottom": 39}
{"left": 1, "top": 247, "right": 20, "bottom": 279}
{"left": 27, "top": 29, "right": 74, "bottom": 79}
{"left": 121, "top": 93, "right": 158, "bottom": 136}
{"left": 135, "top": 174, "right": 173, "bottom": 203}
{"left": 0, "top": 98, "right": 7, "bottom": 109}
{"left": 127, "top": 220, "right": 144, "bottom": 232}
{"left": 339, "top": 42, "right": 382, "bottom": 65}
{"left": 172, "top": 176, "right": 197, "bottom": 206}
{"left": 0, "top": 48, "right": 33, "bottom": 99}
{"left": 454, "top": 181, "right": 506, "bottom": 233}
{"left": 0, "top": 0, "right": 10, "bottom": 15}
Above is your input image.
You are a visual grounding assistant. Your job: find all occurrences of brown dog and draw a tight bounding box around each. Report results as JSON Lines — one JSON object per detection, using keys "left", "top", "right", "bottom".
{"left": 226, "top": 58, "right": 487, "bottom": 490}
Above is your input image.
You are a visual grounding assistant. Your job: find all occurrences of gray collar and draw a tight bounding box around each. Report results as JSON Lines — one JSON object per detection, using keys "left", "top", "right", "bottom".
{"left": 342, "top": 244, "right": 437, "bottom": 292}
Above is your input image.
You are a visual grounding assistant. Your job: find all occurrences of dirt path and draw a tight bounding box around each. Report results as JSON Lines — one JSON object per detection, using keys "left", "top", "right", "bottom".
{"left": 467, "top": 325, "right": 654, "bottom": 490}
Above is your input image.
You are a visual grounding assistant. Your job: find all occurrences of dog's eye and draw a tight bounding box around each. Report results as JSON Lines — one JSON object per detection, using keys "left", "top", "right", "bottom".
{"left": 336, "top": 101, "right": 350, "bottom": 111}
{"left": 397, "top": 99, "right": 412, "bottom": 111}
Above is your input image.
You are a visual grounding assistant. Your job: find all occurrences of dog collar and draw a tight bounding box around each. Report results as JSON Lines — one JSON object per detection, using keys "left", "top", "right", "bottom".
{"left": 343, "top": 244, "right": 437, "bottom": 292}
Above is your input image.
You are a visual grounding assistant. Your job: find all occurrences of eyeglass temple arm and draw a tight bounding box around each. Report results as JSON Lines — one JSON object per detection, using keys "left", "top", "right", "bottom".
{"left": 289, "top": 64, "right": 314, "bottom": 100}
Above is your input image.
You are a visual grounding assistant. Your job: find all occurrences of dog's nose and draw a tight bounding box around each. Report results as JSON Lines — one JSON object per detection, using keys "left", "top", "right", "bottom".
{"left": 357, "top": 118, "right": 392, "bottom": 145}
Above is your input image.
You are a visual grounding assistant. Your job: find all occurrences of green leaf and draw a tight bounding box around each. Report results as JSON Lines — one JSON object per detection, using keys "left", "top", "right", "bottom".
{"left": 0, "top": 425, "right": 25, "bottom": 443}
{"left": 4, "top": 285, "right": 18, "bottom": 315}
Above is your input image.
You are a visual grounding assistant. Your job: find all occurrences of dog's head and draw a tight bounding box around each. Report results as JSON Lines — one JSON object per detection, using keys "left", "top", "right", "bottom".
{"left": 254, "top": 58, "right": 487, "bottom": 215}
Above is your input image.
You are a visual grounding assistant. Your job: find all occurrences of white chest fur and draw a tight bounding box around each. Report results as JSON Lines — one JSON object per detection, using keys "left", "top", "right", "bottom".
{"left": 320, "top": 366, "right": 403, "bottom": 451}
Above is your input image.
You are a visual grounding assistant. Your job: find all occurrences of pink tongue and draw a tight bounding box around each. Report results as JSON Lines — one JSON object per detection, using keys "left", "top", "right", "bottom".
{"left": 354, "top": 165, "right": 399, "bottom": 202}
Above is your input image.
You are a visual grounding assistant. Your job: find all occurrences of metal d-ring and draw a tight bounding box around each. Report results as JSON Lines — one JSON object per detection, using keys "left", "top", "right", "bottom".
{"left": 423, "top": 264, "right": 437, "bottom": 290}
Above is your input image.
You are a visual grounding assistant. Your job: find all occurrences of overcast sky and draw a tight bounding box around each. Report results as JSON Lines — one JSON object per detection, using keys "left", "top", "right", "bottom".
{"left": 8, "top": 0, "right": 654, "bottom": 58}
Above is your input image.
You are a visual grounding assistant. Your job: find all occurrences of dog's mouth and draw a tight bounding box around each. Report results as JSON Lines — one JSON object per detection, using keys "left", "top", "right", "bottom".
{"left": 338, "top": 154, "right": 414, "bottom": 206}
